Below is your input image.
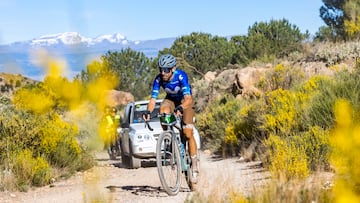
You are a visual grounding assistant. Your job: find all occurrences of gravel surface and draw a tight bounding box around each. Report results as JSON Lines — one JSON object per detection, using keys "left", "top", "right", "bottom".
{"left": 0, "top": 150, "right": 271, "bottom": 203}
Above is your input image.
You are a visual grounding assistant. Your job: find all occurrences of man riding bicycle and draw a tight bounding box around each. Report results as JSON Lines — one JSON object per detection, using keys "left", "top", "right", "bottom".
{"left": 100, "top": 106, "right": 121, "bottom": 160}
{"left": 144, "top": 54, "right": 199, "bottom": 184}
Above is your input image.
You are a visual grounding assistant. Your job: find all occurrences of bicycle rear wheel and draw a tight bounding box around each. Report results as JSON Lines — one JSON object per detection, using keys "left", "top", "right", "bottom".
{"left": 156, "top": 131, "right": 182, "bottom": 195}
{"left": 183, "top": 151, "right": 193, "bottom": 191}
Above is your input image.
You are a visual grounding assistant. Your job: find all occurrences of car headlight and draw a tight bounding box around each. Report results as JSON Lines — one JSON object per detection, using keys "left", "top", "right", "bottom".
{"left": 134, "top": 133, "right": 151, "bottom": 143}
{"left": 144, "top": 134, "right": 150, "bottom": 140}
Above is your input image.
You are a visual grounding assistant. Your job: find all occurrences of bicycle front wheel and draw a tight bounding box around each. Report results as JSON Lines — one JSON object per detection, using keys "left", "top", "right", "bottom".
{"left": 156, "top": 131, "right": 182, "bottom": 196}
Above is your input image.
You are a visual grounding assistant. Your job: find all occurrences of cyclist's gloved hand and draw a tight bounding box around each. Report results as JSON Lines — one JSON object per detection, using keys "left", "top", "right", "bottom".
{"left": 174, "top": 105, "right": 183, "bottom": 114}
{"left": 142, "top": 111, "right": 151, "bottom": 121}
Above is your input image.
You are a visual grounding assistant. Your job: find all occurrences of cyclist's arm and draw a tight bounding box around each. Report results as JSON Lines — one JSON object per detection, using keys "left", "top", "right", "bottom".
{"left": 147, "top": 75, "right": 161, "bottom": 113}
{"left": 147, "top": 98, "right": 157, "bottom": 113}
{"left": 181, "top": 95, "right": 193, "bottom": 110}
{"left": 178, "top": 71, "right": 193, "bottom": 110}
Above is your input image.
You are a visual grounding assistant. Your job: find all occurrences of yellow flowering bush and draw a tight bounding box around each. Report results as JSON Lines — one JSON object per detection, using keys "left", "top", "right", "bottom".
{"left": 264, "top": 134, "right": 309, "bottom": 180}
{"left": 13, "top": 87, "right": 55, "bottom": 114}
{"left": 330, "top": 99, "right": 360, "bottom": 202}
{"left": 0, "top": 104, "right": 92, "bottom": 191}
{"left": 39, "top": 113, "right": 81, "bottom": 168}
{"left": 232, "top": 101, "right": 266, "bottom": 149}
{"left": 12, "top": 149, "right": 52, "bottom": 191}
{"left": 261, "top": 74, "right": 332, "bottom": 176}
{"left": 258, "top": 63, "right": 304, "bottom": 92}
{"left": 225, "top": 123, "right": 237, "bottom": 144}
{"left": 344, "top": 16, "right": 360, "bottom": 39}
{"left": 263, "top": 88, "right": 299, "bottom": 135}
{"left": 301, "top": 126, "right": 330, "bottom": 171}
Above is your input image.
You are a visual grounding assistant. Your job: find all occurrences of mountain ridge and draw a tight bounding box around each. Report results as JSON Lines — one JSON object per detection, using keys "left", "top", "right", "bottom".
{"left": 0, "top": 32, "right": 175, "bottom": 53}
{"left": 0, "top": 32, "right": 175, "bottom": 80}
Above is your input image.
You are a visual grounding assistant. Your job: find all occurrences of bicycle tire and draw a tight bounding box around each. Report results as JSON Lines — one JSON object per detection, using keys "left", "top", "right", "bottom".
{"left": 183, "top": 150, "right": 192, "bottom": 190}
{"left": 184, "top": 142, "right": 199, "bottom": 191}
{"left": 156, "top": 131, "right": 182, "bottom": 196}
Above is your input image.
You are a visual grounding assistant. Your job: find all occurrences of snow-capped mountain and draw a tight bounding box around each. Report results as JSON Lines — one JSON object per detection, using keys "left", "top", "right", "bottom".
{"left": 29, "top": 32, "right": 130, "bottom": 46}
{"left": 0, "top": 32, "right": 175, "bottom": 80}
{"left": 3, "top": 32, "right": 174, "bottom": 52}
{"left": 92, "top": 33, "right": 127, "bottom": 44}
{"left": 30, "top": 32, "right": 91, "bottom": 46}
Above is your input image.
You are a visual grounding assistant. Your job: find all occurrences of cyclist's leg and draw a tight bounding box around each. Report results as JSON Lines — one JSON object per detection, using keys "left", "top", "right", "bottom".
{"left": 160, "top": 99, "right": 175, "bottom": 113}
{"left": 182, "top": 103, "right": 199, "bottom": 183}
{"left": 160, "top": 99, "right": 175, "bottom": 130}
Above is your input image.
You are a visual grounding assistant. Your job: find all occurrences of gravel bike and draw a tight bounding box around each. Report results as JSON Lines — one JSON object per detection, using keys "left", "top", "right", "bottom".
{"left": 145, "top": 113, "right": 195, "bottom": 196}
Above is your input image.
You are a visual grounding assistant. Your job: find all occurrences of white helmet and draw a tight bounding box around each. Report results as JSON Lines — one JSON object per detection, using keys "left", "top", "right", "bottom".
{"left": 158, "top": 54, "right": 176, "bottom": 68}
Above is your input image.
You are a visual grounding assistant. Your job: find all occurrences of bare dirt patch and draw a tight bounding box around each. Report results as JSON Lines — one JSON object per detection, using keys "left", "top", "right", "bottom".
{"left": 0, "top": 150, "right": 271, "bottom": 203}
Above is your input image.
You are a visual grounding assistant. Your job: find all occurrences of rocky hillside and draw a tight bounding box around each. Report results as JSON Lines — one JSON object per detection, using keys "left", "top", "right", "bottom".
{"left": 0, "top": 73, "right": 38, "bottom": 99}
{"left": 191, "top": 59, "right": 353, "bottom": 112}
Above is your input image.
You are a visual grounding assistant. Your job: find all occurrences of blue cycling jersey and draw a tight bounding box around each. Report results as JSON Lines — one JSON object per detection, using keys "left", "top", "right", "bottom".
{"left": 151, "top": 69, "right": 192, "bottom": 102}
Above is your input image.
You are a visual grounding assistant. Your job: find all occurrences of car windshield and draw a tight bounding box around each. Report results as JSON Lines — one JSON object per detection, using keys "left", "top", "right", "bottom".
{"left": 132, "top": 102, "right": 161, "bottom": 123}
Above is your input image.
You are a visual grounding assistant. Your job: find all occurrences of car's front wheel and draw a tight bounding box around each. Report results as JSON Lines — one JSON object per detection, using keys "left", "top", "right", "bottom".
{"left": 129, "top": 140, "right": 141, "bottom": 169}
{"left": 120, "top": 140, "right": 130, "bottom": 167}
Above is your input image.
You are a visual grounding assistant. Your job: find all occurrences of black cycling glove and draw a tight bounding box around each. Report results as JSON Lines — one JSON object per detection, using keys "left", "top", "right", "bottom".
{"left": 174, "top": 105, "right": 183, "bottom": 114}
{"left": 142, "top": 110, "right": 151, "bottom": 120}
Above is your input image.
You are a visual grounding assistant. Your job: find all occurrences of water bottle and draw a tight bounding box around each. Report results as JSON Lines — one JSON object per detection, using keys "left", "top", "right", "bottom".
{"left": 179, "top": 142, "right": 186, "bottom": 171}
{"left": 179, "top": 142, "right": 185, "bottom": 158}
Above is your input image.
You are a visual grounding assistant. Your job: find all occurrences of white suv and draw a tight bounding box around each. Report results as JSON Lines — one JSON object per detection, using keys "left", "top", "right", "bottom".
{"left": 119, "top": 99, "right": 200, "bottom": 169}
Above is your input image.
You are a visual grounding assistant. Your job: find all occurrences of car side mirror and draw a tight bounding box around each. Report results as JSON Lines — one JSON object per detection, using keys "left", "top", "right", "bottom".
{"left": 121, "top": 122, "right": 130, "bottom": 128}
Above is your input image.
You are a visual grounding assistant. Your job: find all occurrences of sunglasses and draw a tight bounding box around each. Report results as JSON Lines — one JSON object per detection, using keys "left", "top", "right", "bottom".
{"left": 159, "top": 67, "right": 172, "bottom": 73}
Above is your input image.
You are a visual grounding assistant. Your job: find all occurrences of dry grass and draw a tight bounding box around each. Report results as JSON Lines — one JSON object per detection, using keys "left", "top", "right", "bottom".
{"left": 188, "top": 159, "right": 334, "bottom": 203}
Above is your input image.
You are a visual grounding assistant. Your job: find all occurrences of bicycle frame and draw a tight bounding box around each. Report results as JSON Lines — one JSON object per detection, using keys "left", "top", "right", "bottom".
{"left": 166, "top": 124, "right": 188, "bottom": 172}
{"left": 161, "top": 113, "right": 190, "bottom": 171}
{"left": 145, "top": 113, "right": 193, "bottom": 195}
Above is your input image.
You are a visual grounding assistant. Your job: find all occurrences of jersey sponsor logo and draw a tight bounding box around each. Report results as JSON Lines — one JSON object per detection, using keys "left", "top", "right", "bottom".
{"left": 179, "top": 74, "right": 183, "bottom": 81}
{"left": 165, "top": 86, "right": 181, "bottom": 94}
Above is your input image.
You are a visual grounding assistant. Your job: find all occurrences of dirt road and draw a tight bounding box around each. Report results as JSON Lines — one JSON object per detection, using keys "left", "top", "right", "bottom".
{"left": 0, "top": 150, "right": 270, "bottom": 203}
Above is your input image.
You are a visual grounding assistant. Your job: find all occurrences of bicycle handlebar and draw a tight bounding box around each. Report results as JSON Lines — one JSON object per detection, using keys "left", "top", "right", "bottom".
{"left": 142, "top": 113, "right": 154, "bottom": 131}
{"left": 142, "top": 112, "right": 182, "bottom": 132}
{"left": 145, "top": 120, "right": 154, "bottom": 131}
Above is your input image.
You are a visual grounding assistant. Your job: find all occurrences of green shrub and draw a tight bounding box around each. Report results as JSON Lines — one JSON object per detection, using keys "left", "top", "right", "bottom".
{"left": 15, "top": 80, "right": 21, "bottom": 88}
{"left": 307, "top": 68, "right": 360, "bottom": 129}
{"left": 196, "top": 94, "right": 243, "bottom": 156}
{"left": 197, "top": 94, "right": 267, "bottom": 158}
{"left": 242, "top": 19, "right": 306, "bottom": 62}
{"left": 312, "top": 41, "right": 360, "bottom": 66}
{"left": 231, "top": 100, "right": 267, "bottom": 158}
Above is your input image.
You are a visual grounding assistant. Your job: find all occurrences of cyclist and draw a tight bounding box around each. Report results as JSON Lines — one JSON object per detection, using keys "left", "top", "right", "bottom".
{"left": 144, "top": 54, "right": 199, "bottom": 184}
{"left": 100, "top": 106, "right": 120, "bottom": 159}
{"left": 112, "top": 107, "right": 121, "bottom": 128}
{"left": 112, "top": 107, "right": 121, "bottom": 156}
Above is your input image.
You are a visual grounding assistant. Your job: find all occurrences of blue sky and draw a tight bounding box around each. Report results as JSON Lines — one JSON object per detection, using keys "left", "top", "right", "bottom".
{"left": 0, "top": 0, "right": 325, "bottom": 45}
